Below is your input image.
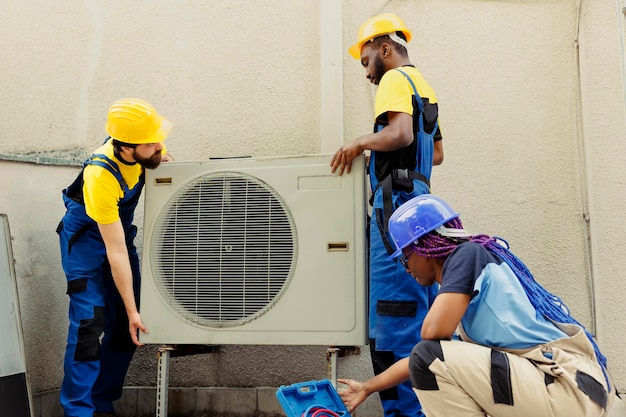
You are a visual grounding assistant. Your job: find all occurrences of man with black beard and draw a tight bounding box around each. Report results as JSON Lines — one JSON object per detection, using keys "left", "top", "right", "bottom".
{"left": 57, "top": 98, "right": 173, "bottom": 417}
{"left": 330, "top": 13, "right": 444, "bottom": 417}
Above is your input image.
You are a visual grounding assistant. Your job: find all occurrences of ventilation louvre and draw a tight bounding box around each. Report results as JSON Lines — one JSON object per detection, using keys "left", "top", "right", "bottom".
{"left": 151, "top": 172, "right": 296, "bottom": 328}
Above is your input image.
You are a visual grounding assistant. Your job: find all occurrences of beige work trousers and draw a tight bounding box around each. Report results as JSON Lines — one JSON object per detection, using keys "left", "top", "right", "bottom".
{"left": 412, "top": 323, "right": 615, "bottom": 417}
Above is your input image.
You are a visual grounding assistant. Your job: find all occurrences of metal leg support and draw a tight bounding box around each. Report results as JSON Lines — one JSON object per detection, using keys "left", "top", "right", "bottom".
{"left": 326, "top": 347, "right": 340, "bottom": 387}
{"left": 156, "top": 345, "right": 175, "bottom": 417}
{"left": 326, "top": 346, "right": 362, "bottom": 389}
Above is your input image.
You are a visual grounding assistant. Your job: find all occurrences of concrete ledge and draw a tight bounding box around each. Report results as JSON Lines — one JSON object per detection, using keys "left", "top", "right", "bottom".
{"left": 32, "top": 386, "right": 384, "bottom": 416}
{"left": 33, "top": 387, "right": 287, "bottom": 417}
{"left": 33, "top": 386, "right": 625, "bottom": 417}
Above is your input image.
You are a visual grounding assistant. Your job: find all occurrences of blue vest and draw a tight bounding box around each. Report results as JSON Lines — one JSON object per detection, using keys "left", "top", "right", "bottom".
{"left": 461, "top": 262, "right": 568, "bottom": 349}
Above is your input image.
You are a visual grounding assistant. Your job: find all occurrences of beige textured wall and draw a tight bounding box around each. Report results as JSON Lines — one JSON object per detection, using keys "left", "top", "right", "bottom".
{"left": 1, "top": 0, "right": 321, "bottom": 159}
{"left": 0, "top": 0, "right": 624, "bottom": 408}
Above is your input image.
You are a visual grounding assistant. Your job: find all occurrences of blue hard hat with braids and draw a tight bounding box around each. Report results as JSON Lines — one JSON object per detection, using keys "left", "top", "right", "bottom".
{"left": 388, "top": 194, "right": 610, "bottom": 389}
{"left": 387, "top": 194, "right": 461, "bottom": 259}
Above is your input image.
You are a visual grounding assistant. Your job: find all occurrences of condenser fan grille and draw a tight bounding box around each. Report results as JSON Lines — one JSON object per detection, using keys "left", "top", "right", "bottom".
{"left": 150, "top": 172, "right": 296, "bottom": 328}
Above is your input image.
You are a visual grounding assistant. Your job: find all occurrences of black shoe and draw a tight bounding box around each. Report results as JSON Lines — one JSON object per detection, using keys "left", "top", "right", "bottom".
{"left": 93, "top": 412, "right": 116, "bottom": 417}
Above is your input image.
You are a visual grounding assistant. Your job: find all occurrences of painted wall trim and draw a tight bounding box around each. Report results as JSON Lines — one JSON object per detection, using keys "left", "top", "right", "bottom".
{"left": 320, "top": 0, "right": 344, "bottom": 153}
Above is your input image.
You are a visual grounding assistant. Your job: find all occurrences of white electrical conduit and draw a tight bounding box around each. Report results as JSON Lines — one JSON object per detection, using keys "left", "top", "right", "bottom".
{"left": 320, "top": 0, "right": 344, "bottom": 153}
{"left": 618, "top": 0, "right": 626, "bottom": 131}
{"left": 572, "top": 0, "right": 598, "bottom": 338}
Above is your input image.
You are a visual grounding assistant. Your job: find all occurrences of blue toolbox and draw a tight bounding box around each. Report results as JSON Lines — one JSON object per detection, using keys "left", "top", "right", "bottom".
{"left": 275, "top": 379, "right": 352, "bottom": 417}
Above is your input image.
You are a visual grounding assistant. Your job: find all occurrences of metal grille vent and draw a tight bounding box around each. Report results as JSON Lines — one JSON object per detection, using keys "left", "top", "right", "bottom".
{"left": 150, "top": 172, "right": 296, "bottom": 328}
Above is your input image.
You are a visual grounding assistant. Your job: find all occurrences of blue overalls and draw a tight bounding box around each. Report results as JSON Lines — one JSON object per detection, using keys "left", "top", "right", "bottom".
{"left": 57, "top": 153, "right": 143, "bottom": 417}
{"left": 368, "top": 68, "right": 439, "bottom": 417}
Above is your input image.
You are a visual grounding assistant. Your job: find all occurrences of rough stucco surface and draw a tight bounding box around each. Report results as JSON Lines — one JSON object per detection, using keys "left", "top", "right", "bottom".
{"left": 0, "top": 0, "right": 624, "bottom": 412}
{"left": 0, "top": 0, "right": 321, "bottom": 159}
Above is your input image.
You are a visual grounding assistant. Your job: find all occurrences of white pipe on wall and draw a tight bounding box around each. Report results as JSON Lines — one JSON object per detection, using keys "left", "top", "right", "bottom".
{"left": 618, "top": 0, "right": 626, "bottom": 131}
{"left": 574, "top": 0, "right": 597, "bottom": 337}
{"left": 320, "top": 0, "right": 344, "bottom": 153}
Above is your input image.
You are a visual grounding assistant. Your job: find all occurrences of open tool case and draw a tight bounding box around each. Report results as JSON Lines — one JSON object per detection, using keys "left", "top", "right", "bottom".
{"left": 275, "top": 379, "right": 352, "bottom": 417}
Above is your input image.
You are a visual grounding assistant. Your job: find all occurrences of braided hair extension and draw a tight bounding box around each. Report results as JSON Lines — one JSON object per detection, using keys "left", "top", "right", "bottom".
{"left": 410, "top": 217, "right": 493, "bottom": 259}
{"left": 410, "top": 218, "right": 609, "bottom": 387}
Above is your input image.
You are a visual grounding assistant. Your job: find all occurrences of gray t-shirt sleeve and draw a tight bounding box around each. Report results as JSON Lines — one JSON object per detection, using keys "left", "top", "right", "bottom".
{"left": 439, "top": 242, "right": 500, "bottom": 296}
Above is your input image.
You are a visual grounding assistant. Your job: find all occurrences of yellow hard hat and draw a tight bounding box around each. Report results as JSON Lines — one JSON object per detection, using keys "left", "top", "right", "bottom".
{"left": 348, "top": 13, "right": 412, "bottom": 59}
{"left": 105, "top": 98, "right": 172, "bottom": 144}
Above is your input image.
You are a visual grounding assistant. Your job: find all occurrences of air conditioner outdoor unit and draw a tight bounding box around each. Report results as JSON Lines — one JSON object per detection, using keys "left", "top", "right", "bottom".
{"left": 139, "top": 153, "right": 367, "bottom": 346}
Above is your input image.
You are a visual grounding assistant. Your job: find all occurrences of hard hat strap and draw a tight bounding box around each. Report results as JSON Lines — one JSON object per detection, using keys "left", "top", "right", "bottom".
{"left": 435, "top": 225, "right": 468, "bottom": 238}
{"left": 388, "top": 32, "right": 408, "bottom": 49}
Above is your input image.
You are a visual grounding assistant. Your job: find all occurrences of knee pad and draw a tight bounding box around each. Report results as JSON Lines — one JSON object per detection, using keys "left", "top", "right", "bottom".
{"left": 409, "top": 340, "right": 443, "bottom": 391}
{"left": 75, "top": 306, "right": 105, "bottom": 361}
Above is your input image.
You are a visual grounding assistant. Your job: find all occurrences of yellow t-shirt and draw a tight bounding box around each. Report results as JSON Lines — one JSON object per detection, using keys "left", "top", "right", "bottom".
{"left": 82, "top": 139, "right": 166, "bottom": 224}
{"left": 374, "top": 65, "right": 438, "bottom": 122}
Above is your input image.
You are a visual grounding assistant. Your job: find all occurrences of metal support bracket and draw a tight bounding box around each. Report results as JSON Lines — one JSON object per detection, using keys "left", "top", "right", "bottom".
{"left": 326, "top": 346, "right": 361, "bottom": 388}
{"left": 155, "top": 344, "right": 218, "bottom": 417}
{"left": 156, "top": 345, "right": 174, "bottom": 417}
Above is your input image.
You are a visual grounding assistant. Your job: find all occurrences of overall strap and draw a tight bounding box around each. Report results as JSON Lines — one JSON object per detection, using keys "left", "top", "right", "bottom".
{"left": 377, "top": 170, "right": 431, "bottom": 256}
{"left": 395, "top": 69, "right": 418, "bottom": 94}
{"left": 86, "top": 153, "right": 129, "bottom": 192}
{"left": 395, "top": 68, "right": 422, "bottom": 113}
{"left": 374, "top": 69, "right": 433, "bottom": 256}
{"left": 395, "top": 68, "right": 438, "bottom": 173}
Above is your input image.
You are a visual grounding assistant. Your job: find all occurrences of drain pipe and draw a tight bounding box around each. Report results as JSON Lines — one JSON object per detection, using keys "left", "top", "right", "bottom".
{"left": 574, "top": 0, "right": 599, "bottom": 338}
{"left": 320, "top": 0, "right": 344, "bottom": 153}
{"left": 618, "top": 0, "right": 626, "bottom": 130}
